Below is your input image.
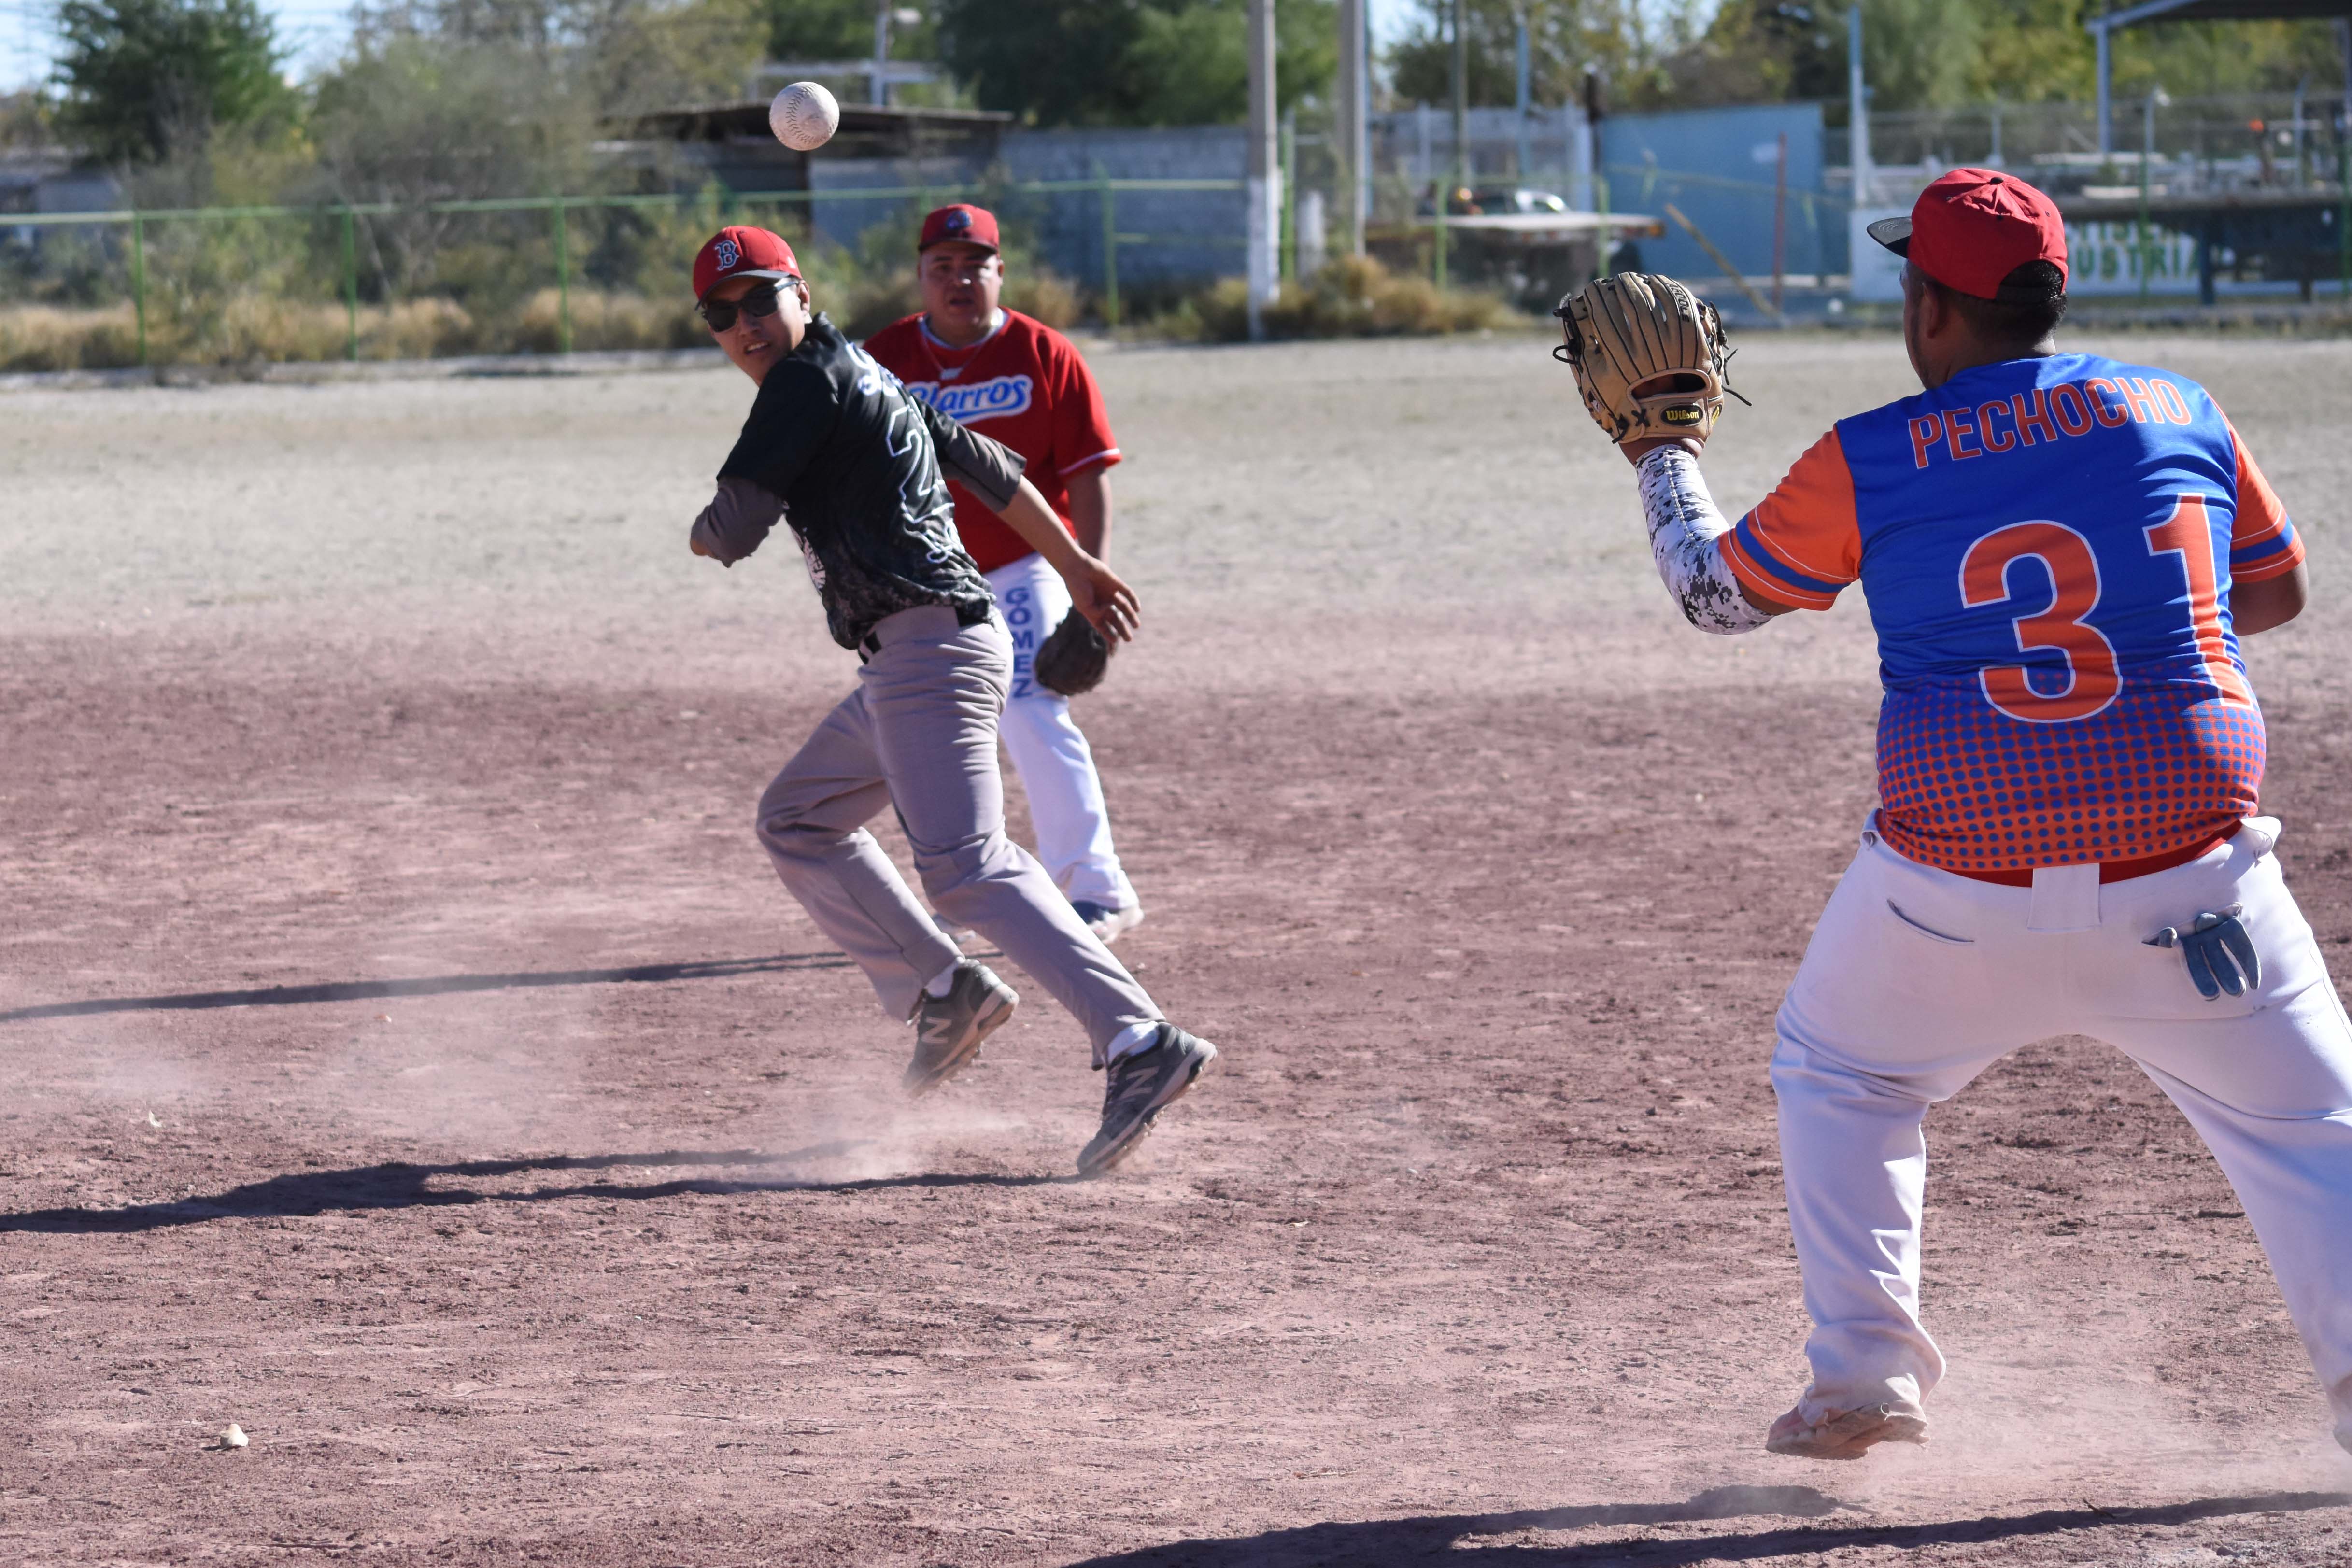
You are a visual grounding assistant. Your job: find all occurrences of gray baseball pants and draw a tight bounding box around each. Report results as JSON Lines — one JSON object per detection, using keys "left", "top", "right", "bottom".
{"left": 755, "top": 604, "right": 1162, "bottom": 1065}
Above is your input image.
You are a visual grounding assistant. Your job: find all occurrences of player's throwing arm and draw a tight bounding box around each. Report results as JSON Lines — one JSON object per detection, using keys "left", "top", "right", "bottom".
{"left": 1557, "top": 172, "right": 2352, "bottom": 1466}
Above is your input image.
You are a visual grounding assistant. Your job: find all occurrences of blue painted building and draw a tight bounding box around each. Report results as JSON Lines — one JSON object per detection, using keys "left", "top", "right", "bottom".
{"left": 1599, "top": 103, "right": 1843, "bottom": 281}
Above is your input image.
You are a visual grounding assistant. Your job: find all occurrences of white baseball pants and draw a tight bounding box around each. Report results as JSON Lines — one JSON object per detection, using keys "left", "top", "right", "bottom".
{"left": 986, "top": 552, "right": 1139, "bottom": 912}
{"left": 1773, "top": 815, "right": 2352, "bottom": 1451}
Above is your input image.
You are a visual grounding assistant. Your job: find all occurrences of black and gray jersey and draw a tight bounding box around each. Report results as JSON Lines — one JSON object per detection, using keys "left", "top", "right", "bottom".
{"left": 706, "top": 313, "right": 1025, "bottom": 650}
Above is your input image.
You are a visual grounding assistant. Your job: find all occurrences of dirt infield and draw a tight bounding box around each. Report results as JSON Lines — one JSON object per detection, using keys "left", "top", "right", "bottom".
{"left": 5, "top": 330, "right": 2352, "bottom": 1566}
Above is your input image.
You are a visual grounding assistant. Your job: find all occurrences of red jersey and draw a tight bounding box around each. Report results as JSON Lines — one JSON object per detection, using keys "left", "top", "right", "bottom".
{"left": 862, "top": 310, "right": 1122, "bottom": 573}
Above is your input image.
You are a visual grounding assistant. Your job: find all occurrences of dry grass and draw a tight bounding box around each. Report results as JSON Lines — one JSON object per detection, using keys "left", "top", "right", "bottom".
{"left": 514, "top": 288, "right": 706, "bottom": 354}
{"left": 0, "top": 292, "right": 695, "bottom": 372}
{"left": 1135, "top": 255, "right": 1520, "bottom": 343}
{"left": 0, "top": 305, "right": 146, "bottom": 372}
{"left": 1, "top": 272, "right": 1084, "bottom": 373}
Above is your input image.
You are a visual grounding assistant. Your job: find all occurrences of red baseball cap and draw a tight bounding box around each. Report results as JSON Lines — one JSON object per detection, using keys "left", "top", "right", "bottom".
{"left": 919, "top": 203, "right": 999, "bottom": 253}
{"left": 1868, "top": 168, "right": 2067, "bottom": 302}
{"left": 693, "top": 226, "right": 800, "bottom": 304}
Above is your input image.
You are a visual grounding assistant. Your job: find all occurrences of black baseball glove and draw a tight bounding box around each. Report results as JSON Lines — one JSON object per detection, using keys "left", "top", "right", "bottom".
{"left": 1034, "top": 609, "right": 1111, "bottom": 697}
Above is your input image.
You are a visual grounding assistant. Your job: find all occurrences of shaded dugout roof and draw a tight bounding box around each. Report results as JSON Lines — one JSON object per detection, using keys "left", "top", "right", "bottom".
{"left": 2086, "top": 0, "right": 2352, "bottom": 153}
{"left": 2093, "top": 0, "right": 2352, "bottom": 23}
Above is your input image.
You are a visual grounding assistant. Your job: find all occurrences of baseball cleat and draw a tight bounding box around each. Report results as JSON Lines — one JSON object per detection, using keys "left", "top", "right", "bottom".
{"left": 1765, "top": 1399, "right": 1928, "bottom": 1461}
{"left": 904, "top": 961, "right": 1017, "bottom": 1096}
{"left": 1070, "top": 900, "right": 1143, "bottom": 944}
{"left": 1077, "top": 1025, "right": 1215, "bottom": 1178}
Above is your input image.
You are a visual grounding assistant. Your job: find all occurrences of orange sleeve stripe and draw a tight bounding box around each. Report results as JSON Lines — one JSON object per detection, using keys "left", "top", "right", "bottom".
{"left": 2232, "top": 544, "right": 2305, "bottom": 584}
{"left": 2230, "top": 519, "right": 2305, "bottom": 583}
{"left": 1741, "top": 428, "right": 1863, "bottom": 587}
{"left": 1721, "top": 527, "right": 1840, "bottom": 611}
{"left": 2225, "top": 418, "right": 2292, "bottom": 547}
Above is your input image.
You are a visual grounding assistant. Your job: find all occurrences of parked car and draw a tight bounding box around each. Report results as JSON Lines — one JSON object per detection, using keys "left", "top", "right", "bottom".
{"left": 1469, "top": 186, "right": 1574, "bottom": 215}
{"left": 1415, "top": 185, "right": 1577, "bottom": 218}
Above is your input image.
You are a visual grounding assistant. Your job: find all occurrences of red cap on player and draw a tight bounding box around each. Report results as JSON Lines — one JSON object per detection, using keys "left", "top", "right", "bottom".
{"left": 1866, "top": 168, "right": 2067, "bottom": 303}
{"left": 919, "top": 203, "right": 999, "bottom": 253}
{"left": 692, "top": 226, "right": 800, "bottom": 304}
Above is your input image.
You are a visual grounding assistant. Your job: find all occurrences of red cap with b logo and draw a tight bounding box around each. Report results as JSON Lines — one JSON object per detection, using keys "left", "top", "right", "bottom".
{"left": 918, "top": 203, "right": 999, "bottom": 253}
{"left": 1867, "top": 169, "right": 2067, "bottom": 303}
{"left": 693, "top": 226, "right": 800, "bottom": 304}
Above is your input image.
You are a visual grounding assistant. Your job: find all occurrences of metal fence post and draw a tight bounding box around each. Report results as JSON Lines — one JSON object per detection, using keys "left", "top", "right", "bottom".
{"left": 1279, "top": 106, "right": 1296, "bottom": 283}
{"left": 2339, "top": 122, "right": 2350, "bottom": 299}
{"left": 552, "top": 199, "right": 573, "bottom": 354}
{"left": 1095, "top": 165, "right": 1119, "bottom": 327}
{"left": 130, "top": 211, "right": 148, "bottom": 366}
{"left": 340, "top": 207, "right": 359, "bottom": 361}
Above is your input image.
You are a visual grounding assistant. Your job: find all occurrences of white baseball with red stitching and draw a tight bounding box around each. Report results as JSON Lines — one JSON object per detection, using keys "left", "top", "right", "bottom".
{"left": 769, "top": 81, "right": 839, "bottom": 151}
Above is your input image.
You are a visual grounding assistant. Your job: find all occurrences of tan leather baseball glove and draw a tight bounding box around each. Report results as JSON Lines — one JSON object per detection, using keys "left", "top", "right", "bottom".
{"left": 1552, "top": 273, "right": 1741, "bottom": 445}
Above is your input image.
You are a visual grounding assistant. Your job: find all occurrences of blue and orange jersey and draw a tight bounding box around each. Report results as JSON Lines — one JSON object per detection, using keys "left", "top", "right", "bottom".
{"left": 1721, "top": 353, "right": 2303, "bottom": 875}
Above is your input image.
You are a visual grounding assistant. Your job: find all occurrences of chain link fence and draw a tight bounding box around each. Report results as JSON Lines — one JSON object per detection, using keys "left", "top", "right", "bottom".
{"left": 0, "top": 176, "right": 1247, "bottom": 371}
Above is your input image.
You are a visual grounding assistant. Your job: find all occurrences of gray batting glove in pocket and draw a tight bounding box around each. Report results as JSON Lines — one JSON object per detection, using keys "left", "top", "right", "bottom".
{"left": 2145, "top": 903, "right": 2261, "bottom": 1000}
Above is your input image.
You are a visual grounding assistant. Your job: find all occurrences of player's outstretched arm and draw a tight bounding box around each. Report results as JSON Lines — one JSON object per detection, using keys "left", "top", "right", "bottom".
{"left": 993, "top": 477, "right": 1139, "bottom": 642}
{"left": 1620, "top": 437, "right": 1792, "bottom": 631}
{"left": 2235, "top": 562, "right": 2308, "bottom": 637}
{"left": 689, "top": 476, "right": 784, "bottom": 565}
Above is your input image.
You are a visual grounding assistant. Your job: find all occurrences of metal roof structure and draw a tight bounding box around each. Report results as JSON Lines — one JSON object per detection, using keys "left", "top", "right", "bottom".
{"left": 2086, "top": 0, "right": 2352, "bottom": 152}
{"left": 2095, "top": 0, "right": 2352, "bottom": 21}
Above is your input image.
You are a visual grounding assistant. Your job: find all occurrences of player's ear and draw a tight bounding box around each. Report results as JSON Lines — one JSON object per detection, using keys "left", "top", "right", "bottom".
{"left": 1916, "top": 273, "right": 1955, "bottom": 340}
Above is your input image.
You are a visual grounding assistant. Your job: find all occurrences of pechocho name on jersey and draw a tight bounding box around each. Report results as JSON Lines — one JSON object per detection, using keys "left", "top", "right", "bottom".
{"left": 1907, "top": 374, "right": 2195, "bottom": 470}
{"left": 901, "top": 373, "right": 1035, "bottom": 424}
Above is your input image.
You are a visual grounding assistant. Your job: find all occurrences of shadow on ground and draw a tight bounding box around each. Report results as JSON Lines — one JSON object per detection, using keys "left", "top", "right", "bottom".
{"left": 1068, "top": 1487, "right": 2352, "bottom": 1567}
{"left": 0, "top": 952, "right": 857, "bottom": 1023}
{"left": 0, "top": 1146, "right": 1069, "bottom": 1233}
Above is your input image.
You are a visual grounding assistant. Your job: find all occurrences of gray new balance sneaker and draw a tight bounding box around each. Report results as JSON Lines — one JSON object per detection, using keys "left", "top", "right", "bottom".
{"left": 1077, "top": 1025, "right": 1217, "bottom": 1178}
{"left": 905, "top": 961, "right": 1018, "bottom": 1096}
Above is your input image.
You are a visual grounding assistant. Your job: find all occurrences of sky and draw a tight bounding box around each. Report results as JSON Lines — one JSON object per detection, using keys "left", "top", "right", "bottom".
{"left": 1, "top": 0, "right": 358, "bottom": 93}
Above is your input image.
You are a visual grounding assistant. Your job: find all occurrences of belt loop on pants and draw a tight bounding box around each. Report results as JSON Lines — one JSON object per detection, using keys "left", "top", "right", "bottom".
{"left": 856, "top": 601, "right": 989, "bottom": 664}
{"left": 2026, "top": 863, "right": 2100, "bottom": 932}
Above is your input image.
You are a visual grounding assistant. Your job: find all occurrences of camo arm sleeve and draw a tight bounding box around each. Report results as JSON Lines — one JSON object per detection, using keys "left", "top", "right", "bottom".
{"left": 1634, "top": 446, "right": 1774, "bottom": 636}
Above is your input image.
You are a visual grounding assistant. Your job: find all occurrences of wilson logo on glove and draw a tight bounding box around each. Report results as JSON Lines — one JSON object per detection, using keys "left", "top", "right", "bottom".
{"left": 1553, "top": 272, "right": 1746, "bottom": 445}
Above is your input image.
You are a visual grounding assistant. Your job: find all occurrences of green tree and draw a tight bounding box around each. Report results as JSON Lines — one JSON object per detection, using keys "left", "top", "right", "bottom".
{"left": 760, "top": 0, "right": 941, "bottom": 64}
{"left": 1388, "top": 1, "right": 1662, "bottom": 111}
{"left": 1702, "top": 0, "right": 2349, "bottom": 112}
{"left": 1, "top": 90, "right": 57, "bottom": 150}
{"left": 51, "top": 0, "right": 298, "bottom": 165}
{"left": 937, "top": 0, "right": 1334, "bottom": 127}
{"left": 311, "top": 32, "right": 595, "bottom": 202}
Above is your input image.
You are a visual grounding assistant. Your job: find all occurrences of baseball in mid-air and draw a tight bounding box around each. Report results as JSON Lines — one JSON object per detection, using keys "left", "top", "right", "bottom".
{"left": 770, "top": 81, "right": 840, "bottom": 152}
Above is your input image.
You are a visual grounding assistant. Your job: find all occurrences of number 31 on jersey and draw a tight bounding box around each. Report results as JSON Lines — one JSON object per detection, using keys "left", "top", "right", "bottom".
{"left": 1958, "top": 495, "right": 2252, "bottom": 724}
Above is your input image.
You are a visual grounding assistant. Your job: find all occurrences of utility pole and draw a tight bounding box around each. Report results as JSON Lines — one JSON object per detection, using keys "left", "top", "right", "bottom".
{"left": 1450, "top": 0, "right": 1470, "bottom": 196}
{"left": 871, "top": 0, "right": 891, "bottom": 107}
{"left": 1848, "top": 4, "right": 1870, "bottom": 206}
{"left": 1247, "top": 0, "right": 1279, "bottom": 340}
{"left": 1515, "top": 12, "right": 1532, "bottom": 180}
{"left": 1338, "top": 0, "right": 1368, "bottom": 256}
{"left": 2094, "top": 16, "right": 2112, "bottom": 158}
{"left": 1442, "top": 0, "right": 1465, "bottom": 288}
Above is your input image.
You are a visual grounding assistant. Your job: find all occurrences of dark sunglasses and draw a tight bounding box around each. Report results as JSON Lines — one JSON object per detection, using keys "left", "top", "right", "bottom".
{"left": 700, "top": 280, "right": 788, "bottom": 333}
